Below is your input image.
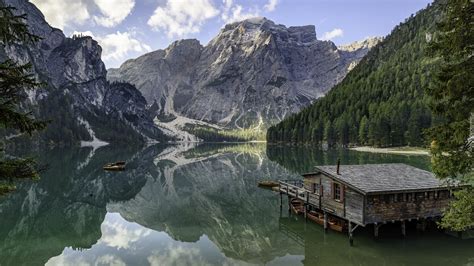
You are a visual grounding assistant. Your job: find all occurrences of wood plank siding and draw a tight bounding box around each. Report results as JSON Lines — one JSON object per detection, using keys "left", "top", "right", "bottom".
{"left": 364, "top": 191, "right": 452, "bottom": 224}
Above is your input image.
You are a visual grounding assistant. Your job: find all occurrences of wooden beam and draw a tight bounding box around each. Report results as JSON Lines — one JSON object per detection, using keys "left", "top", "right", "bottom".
{"left": 374, "top": 223, "right": 380, "bottom": 238}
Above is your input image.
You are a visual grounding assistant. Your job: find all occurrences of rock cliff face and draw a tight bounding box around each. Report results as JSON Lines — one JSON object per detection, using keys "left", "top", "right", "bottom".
{"left": 108, "top": 17, "right": 380, "bottom": 129}
{"left": 1, "top": 0, "right": 165, "bottom": 144}
{"left": 103, "top": 82, "right": 164, "bottom": 141}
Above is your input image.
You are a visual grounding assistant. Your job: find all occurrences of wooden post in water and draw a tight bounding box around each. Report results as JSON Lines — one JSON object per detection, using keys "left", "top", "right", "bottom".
{"left": 323, "top": 212, "right": 328, "bottom": 232}
{"left": 280, "top": 192, "right": 282, "bottom": 209}
{"left": 374, "top": 223, "right": 379, "bottom": 238}
{"left": 348, "top": 221, "right": 354, "bottom": 246}
{"left": 288, "top": 195, "right": 291, "bottom": 213}
{"left": 401, "top": 220, "right": 406, "bottom": 237}
{"left": 419, "top": 218, "right": 427, "bottom": 233}
{"left": 304, "top": 192, "right": 309, "bottom": 221}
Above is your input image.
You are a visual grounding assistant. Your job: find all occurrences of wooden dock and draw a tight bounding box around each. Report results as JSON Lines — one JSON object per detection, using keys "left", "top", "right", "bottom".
{"left": 278, "top": 163, "right": 465, "bottom": 246}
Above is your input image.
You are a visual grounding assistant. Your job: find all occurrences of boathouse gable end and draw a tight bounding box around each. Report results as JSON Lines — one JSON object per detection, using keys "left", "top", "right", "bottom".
{"left": 303, "top": 172, "right": 365, "bottom": 225}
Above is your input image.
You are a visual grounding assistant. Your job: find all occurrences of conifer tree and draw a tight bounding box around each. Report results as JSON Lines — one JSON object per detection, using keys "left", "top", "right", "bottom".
{"left": 427, "top": 0, "right": 473, "bottom": 231}
{"left": 0, "top": 4, "right": 47, "bottom": 194}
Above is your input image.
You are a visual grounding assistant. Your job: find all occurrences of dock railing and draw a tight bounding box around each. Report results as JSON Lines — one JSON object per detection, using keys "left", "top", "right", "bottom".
{"left": 279, "top": 180, "right": 310, "bottom": 202}
{"left": 279, "top": 180, "right": 320, "bottom": 206}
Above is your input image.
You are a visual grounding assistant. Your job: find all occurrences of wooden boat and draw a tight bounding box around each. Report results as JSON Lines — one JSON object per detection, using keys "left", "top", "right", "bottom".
{"left": 306, "top": 210, "right": 346, "bottom": 232}
{"left": 258, "top": 180, "right": 279, "bottom": 188}
{"left": 103, "top": 161, "right": 126, "bottom": 171}
{"left": 290, "top": 199, "right": 305, "bottom": 215}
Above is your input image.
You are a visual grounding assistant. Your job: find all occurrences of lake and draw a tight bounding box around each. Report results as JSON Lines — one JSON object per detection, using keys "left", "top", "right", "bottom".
{"left": 0, "top": 143, "right": 473, "bottom": 266}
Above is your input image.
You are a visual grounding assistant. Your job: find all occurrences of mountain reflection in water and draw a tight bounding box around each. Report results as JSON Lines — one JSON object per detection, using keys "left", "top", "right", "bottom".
{"left": 0, "top": 143, "right": 472, "bottom": 266}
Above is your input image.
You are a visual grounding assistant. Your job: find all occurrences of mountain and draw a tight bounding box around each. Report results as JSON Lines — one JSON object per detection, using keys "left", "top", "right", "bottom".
{"left": 267, "top": 1, "right": 443, "bottom": 147}
{"left": 108, "top": 18, "right": 380, "bottom": 137}
{"left": 1, "top": 0, "right": 167, "bottom": 145}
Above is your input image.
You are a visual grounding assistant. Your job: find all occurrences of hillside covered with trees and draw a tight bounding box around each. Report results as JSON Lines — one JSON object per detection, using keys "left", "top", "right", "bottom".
{"left": 267, "top": 0, "right": 444, "bottom": 147}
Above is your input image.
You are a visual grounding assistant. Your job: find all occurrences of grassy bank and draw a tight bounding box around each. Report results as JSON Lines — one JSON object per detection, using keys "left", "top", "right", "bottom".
{"left": 350, "top": 146, "right": 430, "bottom": 156}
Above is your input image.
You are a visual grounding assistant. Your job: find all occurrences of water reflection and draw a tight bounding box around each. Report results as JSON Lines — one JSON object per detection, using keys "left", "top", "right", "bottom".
{"left": 46, "top": 213, "right": 303, "bottom": 266}
{"left": 266, "top": 144, "right": 431, "bottom": 173}
{"left": 0, "top": 143, "right": 472, "bottom": 266}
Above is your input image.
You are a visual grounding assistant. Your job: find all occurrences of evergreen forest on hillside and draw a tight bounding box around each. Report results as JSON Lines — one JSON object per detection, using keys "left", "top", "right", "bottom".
{"left": 267, "top": 1, "right": 444, "bottom": 147}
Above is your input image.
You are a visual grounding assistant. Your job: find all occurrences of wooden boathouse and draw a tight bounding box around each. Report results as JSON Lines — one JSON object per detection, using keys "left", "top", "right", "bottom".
{"left": 279, "top": 163, "right": 461, "bottom": 245}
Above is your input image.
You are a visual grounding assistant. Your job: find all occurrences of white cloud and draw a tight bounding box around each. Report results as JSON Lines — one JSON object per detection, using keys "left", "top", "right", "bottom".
{"left": 93, "top": 0, "right": 135, "bottom": 27}
{"left": 72, "top": 30, "right": 152, "bottom": 67}
{"left": 322, "top": 28, "right": 344, "bottom": 40}
{"left": 97, "top": 31, "right": 152, "bottom": 64}
{"left": 31, "top": 0, "right": 90, "bottom": 30}
{"left": 31, "top": 0, "right": 133, "bottom": 30}
{"left": 99, "top": 216, "right": 151, "bottom": 249}
{"left": 96, "top": 255, "right": 127, "bottom": 266}
{"left": 264, "top": 0, "right": 279, "bottom": 12}
{"left": 221, "top": 0, "right": 260, "bottom": 24}
{"left": 147, "top": 245, "right": 205, "bottom": 266}
{"left": 148, "top": 0, "right": 219, "bottom": 38}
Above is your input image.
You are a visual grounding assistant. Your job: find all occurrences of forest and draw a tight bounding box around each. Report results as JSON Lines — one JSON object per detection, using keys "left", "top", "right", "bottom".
{"left": 267, "top": 1, "right": 442, "bottom": 148}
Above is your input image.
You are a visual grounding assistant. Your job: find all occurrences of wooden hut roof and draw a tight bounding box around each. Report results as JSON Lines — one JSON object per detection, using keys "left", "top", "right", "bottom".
{"left": 308, "top": 163, "right": 454, "bottom": 194}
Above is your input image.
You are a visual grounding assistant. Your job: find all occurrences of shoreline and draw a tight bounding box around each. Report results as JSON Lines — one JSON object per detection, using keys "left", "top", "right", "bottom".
{"left": 350, "top": 146, "right": 430, "bottom": 156}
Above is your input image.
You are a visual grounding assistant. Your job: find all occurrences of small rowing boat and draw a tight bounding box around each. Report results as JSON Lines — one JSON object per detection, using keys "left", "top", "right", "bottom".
{"left": 103, "top": 161, "right": 126, "bottom": 171}
{"left": 290, "top": 198, "right": 305, "bottom": 215}
{"left": 258, "top": 180, "right": 279, "bottom": 188}
{"left": 306, "top": 210, "right": 346, "bottom": 232}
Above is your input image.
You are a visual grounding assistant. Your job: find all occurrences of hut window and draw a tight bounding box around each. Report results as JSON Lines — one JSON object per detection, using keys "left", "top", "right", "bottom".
{"left": 438, "top": 191, "right": 444, "bottom": 199}
{"left": 384, "top": 194, "right": 391, "bottom": 204}
{"left": 416, "top": 192, "right": 424, "bottom": 201}
{"left": 439, "top": 191, "right": 446, "bottom": 199}
{"left": 396, "top": 193, "right": 404, "bottom": 202}
{"left": 313, "top": 183, "right": 320, "bottom": 194}
{"left": 333, "top": 183, "right": 342, "bottom": 201}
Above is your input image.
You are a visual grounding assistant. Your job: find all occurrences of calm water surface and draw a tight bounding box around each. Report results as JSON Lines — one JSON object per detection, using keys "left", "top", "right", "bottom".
{"left": 0, "top": 143, "right": 473, "bottom": 266}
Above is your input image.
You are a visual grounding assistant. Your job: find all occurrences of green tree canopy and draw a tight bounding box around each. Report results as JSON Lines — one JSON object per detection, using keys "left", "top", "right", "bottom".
{"left": 427, "top": 0, "right": 474, "bottom": 231}
{"left": 0, "top": 3, "right": 47, "bottom": 194}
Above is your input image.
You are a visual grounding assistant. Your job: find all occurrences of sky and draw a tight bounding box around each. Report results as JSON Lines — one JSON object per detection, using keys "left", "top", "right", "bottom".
{"left": 30, "top": 0, "right": 433, "bottom": 68}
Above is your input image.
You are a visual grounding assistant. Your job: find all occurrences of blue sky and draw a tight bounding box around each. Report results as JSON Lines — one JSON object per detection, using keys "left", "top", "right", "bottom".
{"left": 30, "top": 0, "right": 433, "bottom": 68}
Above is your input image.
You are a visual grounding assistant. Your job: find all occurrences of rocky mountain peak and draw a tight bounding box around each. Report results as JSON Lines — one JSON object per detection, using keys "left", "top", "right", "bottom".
{"left": 338, "top": 36, "right": 383, "bottom": 52}
{"left": 222, "top": 17, "right": 271, "bottom": 31}
{"left": 108, "top": 18, "right": 381, "bottom": 134}
{"left": 164, "top": 39, "right": 203, "bottom": 63}
{"left": 215, "top": 17, "right": 317, "bottom": 46}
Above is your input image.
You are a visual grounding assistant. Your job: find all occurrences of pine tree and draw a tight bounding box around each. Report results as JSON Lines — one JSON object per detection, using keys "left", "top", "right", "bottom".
{"left": 323, "top": 120, "right": 335, "bottom": 147}
{"left": 0, "top": 4, "right": 47, "bottom": 194}
{"left": 427, "top": 0, "right": 474, "bottom": 231}
{"left": 358, "top": 116, "right": 369, "bottom": 144}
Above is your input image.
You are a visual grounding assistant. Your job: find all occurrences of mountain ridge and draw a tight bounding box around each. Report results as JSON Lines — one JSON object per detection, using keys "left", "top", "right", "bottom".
{"left": 108, "top": 17, "right": 380, "bottom": 138}
{"left": 1, "top": 0, "right": 167, "bottom": 145}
